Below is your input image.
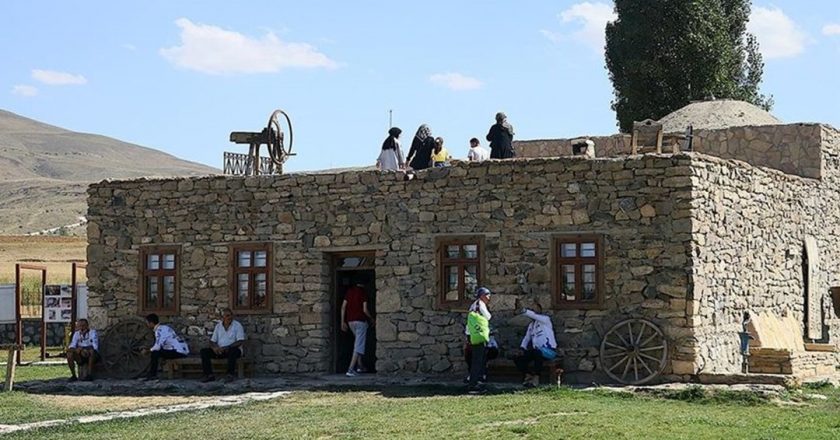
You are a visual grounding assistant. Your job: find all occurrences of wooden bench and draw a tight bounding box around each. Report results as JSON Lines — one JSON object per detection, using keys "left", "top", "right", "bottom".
{"left": 488, "top": 358, "right": 564, "bottom": 385}
{"left": 163, "top": 356, "right": 251, "bottom": 379}
{"left": 2, "top": 344, "right": 24, "bottom": 392}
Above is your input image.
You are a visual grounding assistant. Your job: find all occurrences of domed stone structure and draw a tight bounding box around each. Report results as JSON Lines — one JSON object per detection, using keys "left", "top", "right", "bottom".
{"left": 658, "top": 99, "right": 782, "bottom": 133}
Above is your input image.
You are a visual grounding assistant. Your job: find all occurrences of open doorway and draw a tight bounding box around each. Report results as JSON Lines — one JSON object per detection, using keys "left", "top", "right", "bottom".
{"left": 332, "top": 253, "right": 376, "bottom": 374}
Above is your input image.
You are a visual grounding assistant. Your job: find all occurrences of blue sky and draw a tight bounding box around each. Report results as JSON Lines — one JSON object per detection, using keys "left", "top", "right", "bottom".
{"left": 2, "top": 1, "right": 839, "bottom": 172}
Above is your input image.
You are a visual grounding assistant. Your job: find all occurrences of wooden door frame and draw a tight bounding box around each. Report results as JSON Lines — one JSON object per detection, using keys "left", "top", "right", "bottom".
{"left": 329, "top": 251, "right": 376, "bottom": 373}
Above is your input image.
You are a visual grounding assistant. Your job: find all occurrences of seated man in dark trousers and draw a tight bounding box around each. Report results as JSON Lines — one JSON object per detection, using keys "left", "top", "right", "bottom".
{"left": 142, "top": 313, "right": 189, "bottom": 380}
{"left": 66, "top": 318, "right": 100, "bottom": 381}
{"left": 200, "top": 308, "right": 245, "bottom": 383}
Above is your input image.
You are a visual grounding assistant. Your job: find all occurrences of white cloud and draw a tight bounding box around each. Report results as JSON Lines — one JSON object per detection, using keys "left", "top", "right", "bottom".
{"left": 539, "top": 29, "right": 564, "bottom": 44}
{"left": 748, "top": 7, "right": 807, "bottom": 59}
{"left": 11, "top": 85, "right": 39, "bottom": 97}
{"left": 122, "top": 43, "right": 137, "bottom": 51}
{"left": 31, "top": 69, "right": 87, "bottom": 85}
{"left": 159, "top": 18, "right": 337, "bottom": 75}
{"left": 544, "top": 2, "right": 616, "bottom": 52}
{"left": 428, "top": 73, "right": 483, "bottom": 91}
{"left": 823, "top": 24, "right": 840, "bottom": 36}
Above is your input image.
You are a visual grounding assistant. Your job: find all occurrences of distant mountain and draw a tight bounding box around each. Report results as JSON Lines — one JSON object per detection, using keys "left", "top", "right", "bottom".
{"left": 0, "top": 109, "right": 219, "bottom": 234}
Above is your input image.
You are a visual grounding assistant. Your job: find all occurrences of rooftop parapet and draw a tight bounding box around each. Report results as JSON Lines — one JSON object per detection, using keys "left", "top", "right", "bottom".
{"left": 516, "top": 123, "right": 829, "bottom": 179}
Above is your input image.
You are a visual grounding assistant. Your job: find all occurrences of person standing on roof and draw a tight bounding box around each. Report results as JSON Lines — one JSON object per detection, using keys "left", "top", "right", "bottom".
{"left": 377, "top": 127, "right": 405, "bottom": 171}
{"left": 486, "top": 112, "right": 515, "bottom": 159}
{"left": 407, "top": 124, "right": 436, "bottom": 170}
{"left": 467, "top": 137, "right": 489, "bottom": 162}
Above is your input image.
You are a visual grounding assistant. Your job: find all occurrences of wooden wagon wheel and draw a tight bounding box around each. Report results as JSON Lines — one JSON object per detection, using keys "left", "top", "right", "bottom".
{"left": 100, "top": 318, "right": 154, "bottom": 379}
{"left": 599, "top": 318, "right": 668, "bottom": 385}
{"left": 266, "top": 109, "right": 293, "bottom": 167}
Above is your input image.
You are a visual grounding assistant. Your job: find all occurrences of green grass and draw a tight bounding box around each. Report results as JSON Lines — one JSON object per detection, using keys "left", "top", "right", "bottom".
{"left": 5, "top": 363, "right": 68, "bottom": 382}
{"left": 3, "top": 385, "right": 838, "bottom": 439}
{"left": 0, "top": 391, "right": 101, "bottom": 425}
{"left": 0, "top": 365, "right": 71, "bottom": 424}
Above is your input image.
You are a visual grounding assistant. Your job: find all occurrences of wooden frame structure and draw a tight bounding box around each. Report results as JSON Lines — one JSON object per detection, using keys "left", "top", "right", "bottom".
{"left": 228, "top": 243, "right": 274, "bottom": 314}
{"left": 631, "top": 119, "right": 664, "bottom": 155}
{"left": 138, "top": 245, "right": 181, "bottom": 315}
{"left": 15, "top": 263, "right": 46, "bottom": 365}
{"left": 2, "top": 344, "right": 24, "bottom": 391}
{"left": 435, "top": 236, "right": 485, "bottom": 310}
{"left": 70, "top": 262, "right": 87, "bottom": 333}
{"left": 330, "top": 250, "right": 377, "bottom": 374}
{"left": 551, "top": 235, "right": 605, "bottom": 310}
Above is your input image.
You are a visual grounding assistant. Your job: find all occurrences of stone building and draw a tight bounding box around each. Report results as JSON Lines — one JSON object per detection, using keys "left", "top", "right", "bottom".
{"left": 86, "top": 102, "right": 840, "bottom": 383}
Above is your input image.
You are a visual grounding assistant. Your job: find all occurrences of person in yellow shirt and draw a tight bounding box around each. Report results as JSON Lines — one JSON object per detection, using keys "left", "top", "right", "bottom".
{"left": 432, "top": 137, "right": 451, "bottom": 167}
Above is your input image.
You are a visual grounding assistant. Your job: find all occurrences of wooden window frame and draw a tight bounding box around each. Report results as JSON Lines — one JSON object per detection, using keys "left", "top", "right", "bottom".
{"left": 552, "top": 235, "right": 605, "bottom": 310}
{"left": 139, "top": 245, "right": 180, "bottom": 315}
{"left": 436, "top": 236, "right": 485, "bottom": 310}
{"left": 229, "top": 243, "right": 273, "bottom": 314}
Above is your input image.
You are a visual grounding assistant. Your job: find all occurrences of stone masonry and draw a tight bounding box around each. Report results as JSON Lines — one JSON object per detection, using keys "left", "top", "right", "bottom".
{"left": 86, "top": 124, "right": 840, "bottom": 382}
{"left": 87, "top": 155, "right": 698, "bottom": 381}
{"left": 516, "top": 123, "right": 824, "bottom": 179}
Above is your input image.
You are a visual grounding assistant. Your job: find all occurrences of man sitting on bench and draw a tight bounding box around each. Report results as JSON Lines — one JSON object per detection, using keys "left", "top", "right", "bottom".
{"left": 66, "top": 318, "right": 100, "bottom": 381}
{"left": 200, "top": 308, "right": 245, "bottom": 383}
{"left": 513, "top": 302, "right": 557, "bottom": 387}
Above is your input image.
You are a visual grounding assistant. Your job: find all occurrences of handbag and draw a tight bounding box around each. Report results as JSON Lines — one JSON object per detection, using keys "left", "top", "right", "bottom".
{"left": 467, "top": 311, "right": 490, "bottom": 345}
{"left": 539, "top": 346, "right": 557, "bottom": 360}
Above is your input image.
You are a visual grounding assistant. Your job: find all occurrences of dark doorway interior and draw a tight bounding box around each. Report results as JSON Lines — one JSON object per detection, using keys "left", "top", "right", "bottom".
{"left": 333, "top": 254, "right": 376, "bottom": 374}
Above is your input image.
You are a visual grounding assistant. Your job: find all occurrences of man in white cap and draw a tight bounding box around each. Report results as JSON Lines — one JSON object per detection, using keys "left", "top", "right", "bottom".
{"left": 465, "top": 287, "right": 492, "bottom": 390}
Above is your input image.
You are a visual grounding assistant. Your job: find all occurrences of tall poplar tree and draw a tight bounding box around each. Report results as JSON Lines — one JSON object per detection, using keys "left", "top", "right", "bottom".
{"left": 605, "top": 0, "right": 771, "bottom": 132}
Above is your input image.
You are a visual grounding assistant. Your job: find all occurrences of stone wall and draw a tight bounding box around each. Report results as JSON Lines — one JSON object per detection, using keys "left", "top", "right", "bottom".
{"left": 0, "top": 319, "right": 67, "bottom": 346}
{"left": 515, "top": 135, "right": 631, "bottom": 159}
{"left": 691, "top": 124, "right": 823, "bottom": 179}
{"left": 87, "top": 156, "right": 697, "bottom": 380}
{"left": 516, "top": 123, "right": 825, "bottom": 179}
{"left": 689, "top": 135, "right": 840, "bottom": 374}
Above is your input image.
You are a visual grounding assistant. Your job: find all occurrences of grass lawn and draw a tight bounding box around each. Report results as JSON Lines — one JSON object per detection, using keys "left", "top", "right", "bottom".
{"left": 3, "top": 385, "right": 839, "bottom": 439}
{"left": 6, "top": 363, "right": 67, "bottom": 383}
{"left": 1, "top": 364, "right": 216, "bottom": 426}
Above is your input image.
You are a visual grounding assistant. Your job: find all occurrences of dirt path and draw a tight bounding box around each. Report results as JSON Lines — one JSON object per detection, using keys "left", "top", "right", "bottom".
{"left": 0, "top": 390, "right": 291, "bottom": 435}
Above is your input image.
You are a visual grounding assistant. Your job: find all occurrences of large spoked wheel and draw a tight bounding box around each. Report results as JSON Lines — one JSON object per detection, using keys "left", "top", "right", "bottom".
{"left": 100, "top": 318, "right": 154, "bottom": 379}
{"left": 266, "top": 109, "right": 293, "bottom": 167}
{"left": 599, "top": 318, "right": 668, "bottom": 385}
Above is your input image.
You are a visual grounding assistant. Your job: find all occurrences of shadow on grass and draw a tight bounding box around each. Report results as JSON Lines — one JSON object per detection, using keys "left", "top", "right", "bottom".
{"left": 12, "top": 376, "right": 532, "bottom": 400}
{"left": 311, "top": 383, "right": 525, "bottom": 398}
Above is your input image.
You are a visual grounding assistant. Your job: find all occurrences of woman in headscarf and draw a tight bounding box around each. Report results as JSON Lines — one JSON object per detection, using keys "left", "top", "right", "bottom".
{"left": 376, "top": 127, "right": 405, "bottom": 171}
{"left": 407, "top": 124, "right": 436, "bottom": 170}
{"left": 486, "top": 112, "right": 516, "bottom": 159}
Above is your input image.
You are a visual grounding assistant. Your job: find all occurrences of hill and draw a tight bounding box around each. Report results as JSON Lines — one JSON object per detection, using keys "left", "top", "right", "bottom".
{"left": 0, "top": 109, "right": 219, "bottom": 234}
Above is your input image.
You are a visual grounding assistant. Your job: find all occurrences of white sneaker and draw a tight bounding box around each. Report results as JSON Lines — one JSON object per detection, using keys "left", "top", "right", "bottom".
{"left": 346, "top": 369, "right": 358, "bottom": 377}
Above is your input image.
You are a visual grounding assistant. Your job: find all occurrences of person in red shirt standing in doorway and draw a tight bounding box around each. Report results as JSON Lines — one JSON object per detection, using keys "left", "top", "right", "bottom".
{"left": 341, "top": 282, "right": 375, "bottom": 376}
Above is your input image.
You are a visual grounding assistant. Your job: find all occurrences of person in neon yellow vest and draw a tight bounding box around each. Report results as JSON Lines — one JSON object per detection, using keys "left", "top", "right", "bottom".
{"left": 465, "top": 287, "right": 492, "bottom": 391}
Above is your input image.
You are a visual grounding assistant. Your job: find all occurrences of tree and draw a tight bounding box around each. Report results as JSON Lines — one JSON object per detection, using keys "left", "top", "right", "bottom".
{"left": 605, "top": 0, "right": 772, "bottom": 132}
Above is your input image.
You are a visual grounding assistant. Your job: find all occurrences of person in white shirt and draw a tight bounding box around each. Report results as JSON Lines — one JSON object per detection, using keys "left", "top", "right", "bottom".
{"left": 514, "top": 303, "right": 557, "bottom": 387}
{"left": 465, "top": 287, "right": 492, "bottom": 390}
{"left": 66, "top": 318, "right": 99, "bottom": 381}
{"left": 200, "top": 308, "right": 246, "bottom": 383}
{"left": 467, "top": 137, "right": 490, "bottom": 162}
{"left": 142, "top": 313, "right": 189, "bottom": 380}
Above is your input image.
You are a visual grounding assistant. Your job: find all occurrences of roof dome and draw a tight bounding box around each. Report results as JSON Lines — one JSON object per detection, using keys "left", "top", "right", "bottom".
{"left": 658, "top": 100, "right": 781, "bottom": 133}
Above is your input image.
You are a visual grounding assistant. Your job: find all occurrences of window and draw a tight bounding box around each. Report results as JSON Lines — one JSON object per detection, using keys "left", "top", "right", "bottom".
{"left": 140, "top": 246, "right": 180, "bottom": 313}
{"left": 553, "top": 235, "right": 604, "bottom": 309}
{"left": 437, "top": 237, "right": 483, "bottom": 308}
{"left": 230, "top": 243, "right": 272, "bottom": 312}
